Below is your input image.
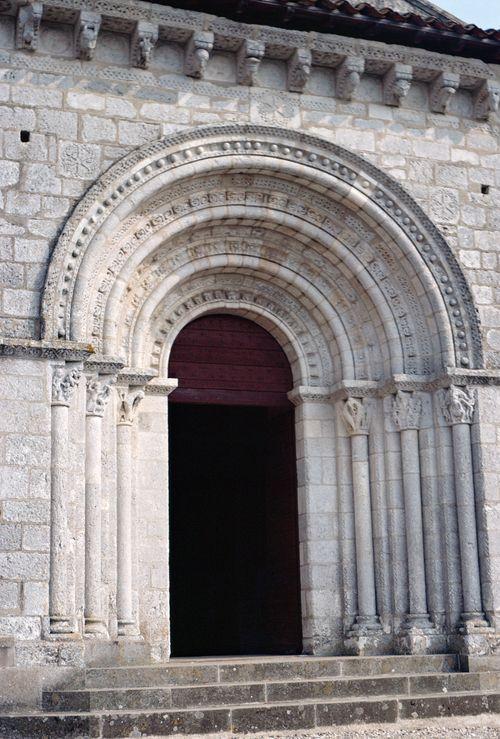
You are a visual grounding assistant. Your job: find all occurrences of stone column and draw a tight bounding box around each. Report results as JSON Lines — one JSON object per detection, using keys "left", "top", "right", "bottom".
{"left": 84, "top": 373, "right": 116, "bottom": 637}
{"left": 439, "top": 386, "right": 487, "bottom": 631}
{"left": 49, "top": 364, "right": 82, "bottom": 636}
{"left": 392, "top": 390, "right": 432, "bottom": 636}
{"left": 116, "top": 385, "right": 145, "bottom": 637}
{"left": 341, "top": 397, "right": 381, "bottom": 639}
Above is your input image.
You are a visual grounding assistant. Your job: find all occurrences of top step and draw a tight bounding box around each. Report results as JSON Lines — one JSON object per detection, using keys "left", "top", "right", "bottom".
{"left": 85, "top": 654, "right": 459, "bottom": 689}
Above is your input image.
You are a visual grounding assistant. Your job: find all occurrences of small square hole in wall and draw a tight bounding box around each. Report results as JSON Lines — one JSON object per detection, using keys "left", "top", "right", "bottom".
{"left": 481, "top": 184, "right": 490, "bottom": 195}
{"left": 20, "top": 130, "right": 30, "bottom": 142}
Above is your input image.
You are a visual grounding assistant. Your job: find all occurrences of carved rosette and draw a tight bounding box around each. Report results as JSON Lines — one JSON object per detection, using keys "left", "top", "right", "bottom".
{"left": 75, "top": 11, "right": 101, "bottom": 61}
{"left": 184, "top": 31, "right": 214, "bottom": 79}
{"left": 86, "top": 374, "right": 116, "bottom": 417}
{"left": 16, "top": 1, "right": 43, "bottom": 51}
{"left": 439, "top": 385, "right": 475, "bottom": 426}
{"left": 52, "top": 366, "right": 82, "bottom": 407}
{"left": 392, "top": 390, "right": 422, "bottom": 431}
{"left": 117, "top": 387, "right": 145, "bottom": 426}
{"left": 287, "top": 48, "right": 312, "bottom": 93}
{"left": 342, "top": 397, "right": 370, "bottom": 436}
{"left": 236, "top": 39, "right": 265, "bottom": 86}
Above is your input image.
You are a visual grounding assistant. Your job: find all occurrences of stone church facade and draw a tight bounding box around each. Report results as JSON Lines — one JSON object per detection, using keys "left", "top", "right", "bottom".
{"left": 0, "top": 0, "right": 499, "bottom": 706}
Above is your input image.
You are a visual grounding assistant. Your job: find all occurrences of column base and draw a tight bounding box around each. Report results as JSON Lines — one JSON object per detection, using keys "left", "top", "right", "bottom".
{"left": 404, "top": 612, "right": 434, "bottom": 630}
{"left": 454, "top": 614, "right": 492, "bottom": 656}
{"left": 117, "top": 620, "right": 141, "bottom": 639}
{"left": 84, "top": 618, "right": 109, "bottom": 639}
{"left": 48, "top": 615, "right": 81, "bottom": 639}
{"left": 396, "top": 617, "right": 435, "bottom": 655}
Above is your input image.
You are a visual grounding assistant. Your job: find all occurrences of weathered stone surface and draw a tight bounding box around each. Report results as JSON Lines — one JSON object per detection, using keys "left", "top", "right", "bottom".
{"left": 231, "top": 704, "right": 316, "bottom": 733}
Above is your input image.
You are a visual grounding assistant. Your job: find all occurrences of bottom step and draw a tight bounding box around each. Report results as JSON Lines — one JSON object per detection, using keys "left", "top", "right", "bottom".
{"left": 0, "top": 691, "right": 498, "bottom": 738}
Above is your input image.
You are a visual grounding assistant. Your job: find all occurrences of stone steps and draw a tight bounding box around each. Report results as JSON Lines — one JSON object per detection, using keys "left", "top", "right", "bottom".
{"left": 1, "top": 654, "right": 499, "bottom": 738}
{"left": 1, "top": 690, "right": 499, "bottom": 738}
{"left": 42, "top": 671, "right": 499, "bottom": 712}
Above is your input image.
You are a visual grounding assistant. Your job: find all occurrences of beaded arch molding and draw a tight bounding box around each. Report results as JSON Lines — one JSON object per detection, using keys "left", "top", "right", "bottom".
{"left": 41, "top": 124, "right": 483, "bottom": 370}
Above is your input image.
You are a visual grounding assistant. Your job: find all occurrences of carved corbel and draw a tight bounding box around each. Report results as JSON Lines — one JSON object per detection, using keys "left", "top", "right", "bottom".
{"left": 236, "top": 39, "right": 265, "bottom": 86}
{"left": 184, "top": 30, "right": 214, "bottom": 79}
{"left": 336, "top": 56, "right": 365, "bottom": 101}
{"left": 287, "top": 47, "right": 312, "bottom": 93}
{"left": 341, "top": 397, "right": 370, "bottom": 436}
{"left": 473, "top": 79, "right": 500, "bottom": 120}
{"left": 383, "top": 63, "right": 413, "bottom": 106}
{"left": 16, "top": 1, "right": 43, "bottom": 51}
{"left": 75, "top": 10, "right": 101, "bottom": 61}
{"left": 131, "top": 21, "right": 158, "bottom": 69}
{"left": 430, "top": 71, "right": 460, "bottom": 114}
{"left": 439, "top": 385, "right": 475, "bottom": 426}
{"left": 392, "top": 390, "right": 422, "bottom": 431}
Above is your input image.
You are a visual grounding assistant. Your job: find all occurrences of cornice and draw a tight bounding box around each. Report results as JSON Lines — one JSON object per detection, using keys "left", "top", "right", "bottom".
{"left": 0, "top": 0, "right": 498, "bottom": 119}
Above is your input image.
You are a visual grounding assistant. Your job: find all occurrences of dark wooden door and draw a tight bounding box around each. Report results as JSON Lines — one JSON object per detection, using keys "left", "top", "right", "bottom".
{"left": 168, "top": 314, "right": 302, "bottom": 656}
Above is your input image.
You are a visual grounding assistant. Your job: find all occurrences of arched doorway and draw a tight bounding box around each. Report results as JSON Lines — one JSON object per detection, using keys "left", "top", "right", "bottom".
{"left": 168, "top": 314, "right": 302, "bottom": 657}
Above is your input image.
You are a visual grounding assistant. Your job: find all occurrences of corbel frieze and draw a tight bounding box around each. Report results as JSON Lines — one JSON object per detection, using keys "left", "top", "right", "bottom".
{"left": 429, "top": 71, "right": 460, "bottom": 114}
{"left": 336, "top": 56, "right": 365, "bottom": 101}
{"left": 132, "top": 21, "right": 159, "bottom": 69}
{"left": 15, "top": 1, "right": 43, "bottom": 51}
{"left": 184, "top": 30, "right": 214, "bottom": 79}
{"left": 74, "top": 10, "right": 101, "bottom": 61}
{"left": 287, "top": 47, "right": 312, "bottom": 93}
{"left": 236, "top": 39, "right": 265, "bottom": 86}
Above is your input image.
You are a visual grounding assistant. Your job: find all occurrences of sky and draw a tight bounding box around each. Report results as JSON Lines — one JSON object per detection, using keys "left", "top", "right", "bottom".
{"left": 434, "top": 0, "right": 500, "bottom": 28}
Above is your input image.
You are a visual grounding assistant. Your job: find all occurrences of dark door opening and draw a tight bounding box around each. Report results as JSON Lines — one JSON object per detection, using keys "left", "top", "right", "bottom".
{"left": 168, "top": 314, "right": 302, "bottom": 657}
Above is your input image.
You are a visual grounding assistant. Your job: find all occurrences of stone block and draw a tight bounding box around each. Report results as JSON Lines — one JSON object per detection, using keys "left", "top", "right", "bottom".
{"left": 66, "top": 91, "right": 104, "bottom": 110}
{"left": 11, "top": 86, "right": 62, "bottom": 108}
{"left": 37, "top": 109, "right": 78, "bottom": 138}
{"left": 317, "top": 698, "right": 398, "bottom": 726}
{"left": 0, "top": 581, "right": 20, "bottom": 610}
{"left": 0, "top": 615, "right": 41, "bottom": 639}
{"left": 4, "top": 132, "right": 48, "bottom": 162}
{"left": 5, "top": 192, "right": 40, "bottom": 217}
{"left": 0, "top": 106, "right": 36, "bottom": 130}
{"left": 23, "top": 164, "right": 61, "bottom": 195}
{"left": 22, "top": 524, "right": 49, "bottom": 551}
{"left": 104, "top": 98, "right": 137, "bottom": 118}
{"left": 86, "top": 664, "right": 219, "bottom": 689}
{"left": 2, "top": 289, "right": 39, "bottom": 317}
{"left": 0, "top": 523, "right": 22, "bottom": 551}
{"left": 0, "top": 262, "right": 23, "bottom": 288}
{"left": 58, "top": 141, "right": 101, "bottom": 180}
{"left": 171, "top": 683, "right": 265, "bottom": 709}
{"left": 399, "top": 693, "right": 499, "bottom": 720}
{"left": 100, "top": 709, "right": 230, "bottom": 737}
{"left": 2, "top": 500, "right": 50, "bottom": 525}
{"left": 231, "top": 704, "right": 315, "bottom": 733}
{"left": 0, "top": 714, "right": 98, "bottom": 738}
{"left": 118, "top": 120, "right": 160, "bottom": 145}
{"left": 22, "top": 581, "right": 48, "bottom": 615}
{"left": 82, "top": 115, "right": 117, "bottom": 143}
{"left": 0, "top": 160, "right": 20, "bottom": 187}
{"left": 0, "top": 552, "right": 49, "bottom": 580}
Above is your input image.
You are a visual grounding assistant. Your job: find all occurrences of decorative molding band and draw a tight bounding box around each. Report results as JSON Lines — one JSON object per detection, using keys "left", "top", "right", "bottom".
{"left": 2, "top": 0, "right": 497, "bottom": 119}
{"left": 0, "top": 338, "right": 92, "bottom": 360}
{"left": 117, "top": 368, "right": 157, "bottom": 387}
{"left": 84, "top": 355, "right": 124, "bottom": 374}
{"left": 145, "top": 378, "right": 179, "bottom": 396}
{"left": 287, "top": 385, "right": 332, "bottom": 405}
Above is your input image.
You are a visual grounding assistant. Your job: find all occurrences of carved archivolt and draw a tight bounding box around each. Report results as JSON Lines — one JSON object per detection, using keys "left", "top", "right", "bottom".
{"left": 42, "top": 125, "right": 482, "bottom": 380}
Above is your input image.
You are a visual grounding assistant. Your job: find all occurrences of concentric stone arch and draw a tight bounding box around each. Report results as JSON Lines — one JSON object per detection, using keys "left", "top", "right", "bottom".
{"left": 41, "top": 124, "right": 483, "bottom": 374}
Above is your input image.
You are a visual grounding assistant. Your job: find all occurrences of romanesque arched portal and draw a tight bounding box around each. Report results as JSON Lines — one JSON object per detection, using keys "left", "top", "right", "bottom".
{"left": 42, "top": 125, "right": 493, "bottom": 657}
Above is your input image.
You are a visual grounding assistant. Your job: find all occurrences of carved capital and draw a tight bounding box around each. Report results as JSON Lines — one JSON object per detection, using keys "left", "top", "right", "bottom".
{"left": 184, "top": 31, "right": 214, "bottom": 79}
{"left": 392, "top": 390, "right": 422, "bottom": 431}
{"left": 383, "top": 63, "right": 413, "bottom": 106}
{"left": 86, "top": 373, "right": 116, "bottom": 417}
{"left": 75, "top": 10, "right": 101, "bottom": 61}
{"left": 439, "top": 385, "right": 475, "bottom": 426}
{"left": 236, "top": 39, "right": 265, "bottom": 86}
{"left": 117, "top": 387, "right": 145, "bottom": 426}
{"left": 287, "top": 48, "right": 312, "bottom": 93}
{"left": 132, "top": 21, "right": 158, "bottom": 69}
{"left": 342, "top": 397, "right": 370, "bottom": 436}
{"left": 430, "top": 72, "right": 460, "bottom": 114}
{"left": 473, "top": 80, "right": 500, "bottom": 120}
{"left": 52, "top": 366, "right": 81, "bottom": 407}
{"left": 16, "top": 1, "right": 43, "bottom": 51}
{"left": 336, "top": 56, "right": 365, "bottom": 101}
